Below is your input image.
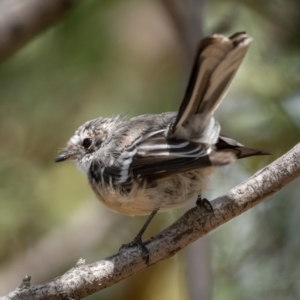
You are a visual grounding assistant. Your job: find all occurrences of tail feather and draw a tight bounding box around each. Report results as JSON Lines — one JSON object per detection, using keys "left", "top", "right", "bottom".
{"left": 172, "top": 32, "right": 252, "bottom": 138}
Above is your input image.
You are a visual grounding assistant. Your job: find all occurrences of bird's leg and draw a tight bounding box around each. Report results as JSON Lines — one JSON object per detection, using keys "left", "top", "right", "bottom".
{"left": 119, "top": 209, "right": 158, "bottom": 264}
{"left": 196, "top": 195, "right": 214, "bottom": 212}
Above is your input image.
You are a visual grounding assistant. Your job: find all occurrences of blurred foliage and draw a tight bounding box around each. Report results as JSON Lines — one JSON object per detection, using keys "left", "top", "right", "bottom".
{"left": 0, "top": 0, "right": 299, "bottom": 298}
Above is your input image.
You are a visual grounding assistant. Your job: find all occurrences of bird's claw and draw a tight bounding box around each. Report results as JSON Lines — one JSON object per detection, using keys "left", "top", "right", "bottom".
{"left": 196, "top": 195, "right": 214, "bottom": 213}
{"left": 119, "top": 236, "right": 149, "bottom": 264}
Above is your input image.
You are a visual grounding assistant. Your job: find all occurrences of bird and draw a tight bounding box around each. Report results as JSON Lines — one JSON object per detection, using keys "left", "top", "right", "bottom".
{"left": 55, "top": 32, "right": 267, "bottom": 261}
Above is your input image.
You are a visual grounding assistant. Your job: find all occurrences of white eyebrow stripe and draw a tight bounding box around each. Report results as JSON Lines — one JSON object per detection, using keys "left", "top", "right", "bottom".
{"left": 70, "top": 135, "right": 81, "bottom": 145}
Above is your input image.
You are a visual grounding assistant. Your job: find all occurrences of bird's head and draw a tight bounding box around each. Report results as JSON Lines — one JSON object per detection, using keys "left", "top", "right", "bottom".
{"left": 55, "top": 117, "right": 112, "bottom": 173}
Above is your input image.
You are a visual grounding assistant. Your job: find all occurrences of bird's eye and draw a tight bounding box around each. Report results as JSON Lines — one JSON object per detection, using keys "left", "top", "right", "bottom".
{"left": 82, "top": 138, "right": 92, "bottom": 149}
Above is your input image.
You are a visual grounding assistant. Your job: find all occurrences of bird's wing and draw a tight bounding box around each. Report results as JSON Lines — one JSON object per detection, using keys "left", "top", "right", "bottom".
{"left": 90, "top": 126, "right": 209, "bottom": 184}
{"left": 89, "top": 133, "right": 235, "bottom": 186}
{"left": 89, "top": 133, "right": 269, "bottom": 186}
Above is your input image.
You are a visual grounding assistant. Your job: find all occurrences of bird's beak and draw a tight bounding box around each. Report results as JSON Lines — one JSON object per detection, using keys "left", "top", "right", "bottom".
{"left": 54, "top": 151, "right": 75, "bottom": 163}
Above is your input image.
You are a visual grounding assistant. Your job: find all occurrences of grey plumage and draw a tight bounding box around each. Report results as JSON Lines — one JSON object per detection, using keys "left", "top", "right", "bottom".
{"left": 55, "top": 32, "right": 268, "bottom": 217}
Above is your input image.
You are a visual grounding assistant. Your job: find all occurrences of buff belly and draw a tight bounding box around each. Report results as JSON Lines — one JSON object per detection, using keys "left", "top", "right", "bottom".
{"left": 89, "top": 169, "right": 214, "bottom": 216}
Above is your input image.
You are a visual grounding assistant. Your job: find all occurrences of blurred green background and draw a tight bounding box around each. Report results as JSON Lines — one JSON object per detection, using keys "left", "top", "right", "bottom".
{"left": 0, "top": 0, "right": 299, "bottom": 299}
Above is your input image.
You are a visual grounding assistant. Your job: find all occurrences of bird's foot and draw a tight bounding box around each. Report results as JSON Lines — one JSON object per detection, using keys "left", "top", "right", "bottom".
{"left": 196, "top": 195, "right": 214, "bottom": 213}
{"left": 119, "top": 236, "right": 149, "bottom": 264}
{"left": 119, "top": 210, "right": 158, "bottom": 264}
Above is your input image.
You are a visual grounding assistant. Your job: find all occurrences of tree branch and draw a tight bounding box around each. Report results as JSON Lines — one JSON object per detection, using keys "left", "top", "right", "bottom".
{"left": 0, "top": 0, "right": 80, "bottom": 62}
{"left": 2, "top": 143, "right": 300, "bottom": 299}
{"left": 0, "top": 203, "right": 123, "bottom": 294}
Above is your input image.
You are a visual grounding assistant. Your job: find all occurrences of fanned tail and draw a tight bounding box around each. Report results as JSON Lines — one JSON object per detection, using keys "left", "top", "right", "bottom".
{"left": 172, "top": 32, "right": 252, "bottom": 143}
